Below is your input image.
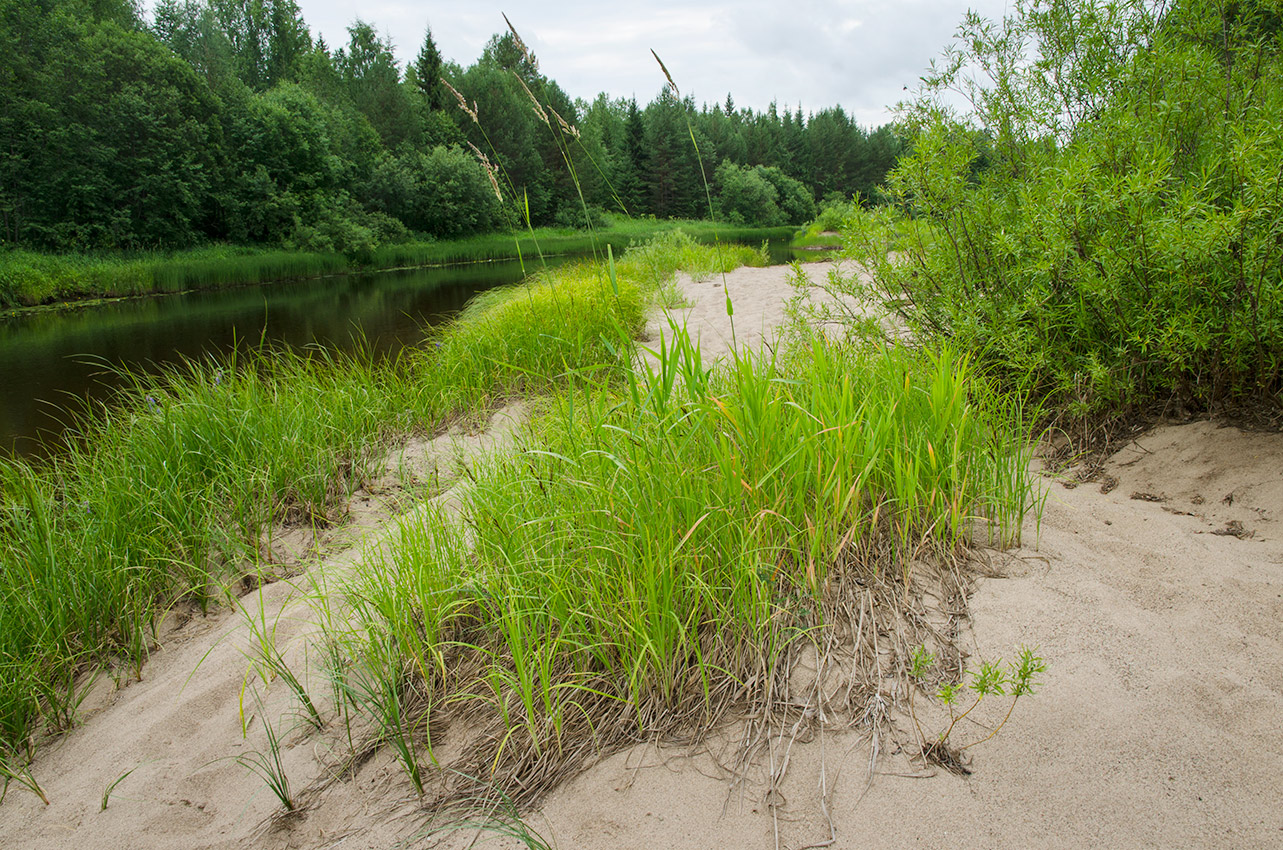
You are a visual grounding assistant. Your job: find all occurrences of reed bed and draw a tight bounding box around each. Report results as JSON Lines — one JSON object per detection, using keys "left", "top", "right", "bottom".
{"left": 0, "top": 233, "right": 756, "bottom": 765}
{"left": 319, "top": 321, "right": 1038, "bottom": 808}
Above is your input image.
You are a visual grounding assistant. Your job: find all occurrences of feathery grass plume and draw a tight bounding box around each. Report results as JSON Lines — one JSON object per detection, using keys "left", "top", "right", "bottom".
{"left": 650, "top": 49, "right": 679, "bottom": 98}
{"left": 513, "top": 72, "right": 551, "bottom": 128}
{"left": 546, "top": 106, "right": 580, "bottom": 140}
{"left": 502, "top": 12, "right": 539, "bottom": 70}
{"left": 442, "top": 79, "right": 478, "bottom": 125}
{"left": 465, "top": 142, "right": 504, "bottom": 201}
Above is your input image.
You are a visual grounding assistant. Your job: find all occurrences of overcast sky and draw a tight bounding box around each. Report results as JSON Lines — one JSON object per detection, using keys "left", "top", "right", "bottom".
{"left": 149, "top": 1, "right": 1014, "bottom": 126}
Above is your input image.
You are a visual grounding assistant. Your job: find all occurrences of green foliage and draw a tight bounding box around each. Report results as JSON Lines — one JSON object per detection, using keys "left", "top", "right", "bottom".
{"left": 716, "top": 161, "right": 816, "bottom": 226}
{"left": 2, "top": 2, "right": 906, "bottom": 266}
{"left": 1, "top": 6, "right": 222, "bottom": 250}
{"left": 715, "top": 161, "right": 783, "bottom": 226}
{"left": 552, "top": 204, "right": 611, "bottom": 231}
{"left": 323, "top": 325, "right": 1036, "bottom": 783}
{"left": 848, "top": 0, "right": 1283, "bottom": 413}
{"left": 361, "top": 146, "right": 500, "bottom": 239}
{"left": 909, "top": 643, "right": 1046, "bottom": 763}
{"left": 813, "top": 197, "right": 858, "bottom": 233}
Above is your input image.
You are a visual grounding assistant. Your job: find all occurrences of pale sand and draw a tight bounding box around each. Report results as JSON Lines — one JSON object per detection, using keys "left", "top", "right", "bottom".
{"left": 2, "top": 261, "right": 1281, "bottom": 849}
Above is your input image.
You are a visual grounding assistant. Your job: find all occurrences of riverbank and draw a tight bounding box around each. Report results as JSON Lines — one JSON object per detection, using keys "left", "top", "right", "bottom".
{"left": 0, "top": 232, "right": 769, "bottom": 764}
{"left": 0, "top": 221, "right": 796, "bottom": 312}
{"left": 1, "top": 257, "right": 1278, "bottom": 849}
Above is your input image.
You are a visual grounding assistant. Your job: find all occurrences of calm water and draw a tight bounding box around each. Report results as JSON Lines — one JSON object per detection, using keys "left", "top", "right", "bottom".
{"left": 0, "top": 259, "right": 561, "bottom": 457}
{"left": 0, "top": 240, "right": 806, "bottom": 457}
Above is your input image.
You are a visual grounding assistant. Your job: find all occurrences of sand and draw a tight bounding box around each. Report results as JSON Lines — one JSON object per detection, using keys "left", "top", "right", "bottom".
{"left": 2, "top": 261, "right": 1281, "bottom": 849}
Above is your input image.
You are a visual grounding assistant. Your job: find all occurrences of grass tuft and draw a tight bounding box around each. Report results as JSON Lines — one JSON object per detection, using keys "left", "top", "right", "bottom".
{"left": 320, "top": 318, "right": 1038, "bottom": 807}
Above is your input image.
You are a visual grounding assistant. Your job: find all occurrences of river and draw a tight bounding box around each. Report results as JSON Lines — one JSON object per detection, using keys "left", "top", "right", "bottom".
{"left": 0, "top": 241, "right": 801, "bottom": 457}
{"left": 0, "top": 258, "right": 566, "bottom": 457}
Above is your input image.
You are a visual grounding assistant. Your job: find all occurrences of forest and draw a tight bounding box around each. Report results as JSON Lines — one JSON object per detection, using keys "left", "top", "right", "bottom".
{"left": 0, "top": 0, "right": 902, "bottom": 258}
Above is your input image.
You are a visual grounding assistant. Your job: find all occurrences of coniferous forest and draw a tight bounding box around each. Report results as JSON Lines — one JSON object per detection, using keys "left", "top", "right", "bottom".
{"left": 0, "top": 0, "right": 903, "bottom": 257}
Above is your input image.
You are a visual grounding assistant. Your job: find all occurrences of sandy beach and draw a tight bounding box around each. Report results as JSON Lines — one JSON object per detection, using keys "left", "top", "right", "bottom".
{"left": 2, "top": 260, "right": 1280, "bottom": 849}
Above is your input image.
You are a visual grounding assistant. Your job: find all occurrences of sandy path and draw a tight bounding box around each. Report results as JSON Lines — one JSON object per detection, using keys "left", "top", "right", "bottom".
{"left": 643, "top": 260, "right": 867, "bottom": 360}
{"left": 2, "top": 260, "right": 1281, "bottom": 849}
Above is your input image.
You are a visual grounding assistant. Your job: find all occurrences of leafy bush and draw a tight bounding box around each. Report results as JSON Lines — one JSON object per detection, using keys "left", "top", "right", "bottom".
{"left": 812, "top": 197, "right": 857, "bottom": 233}
{"left": 552, "top": 204, "right": 610, "bottom": 231}
{"left": 845, "top": 0, "right": 1283, "bottom": 414}
{"left": 758, "top": 166, "right": 816, "bottom": 224}
{"left": 361, "top": 146, "right": 501, "bottom": 239}
{"left": 715, "top": 161, "right": 815, "bottom": 227}
{"left": 715, "top": 161, "right": 783, "bottom": 226}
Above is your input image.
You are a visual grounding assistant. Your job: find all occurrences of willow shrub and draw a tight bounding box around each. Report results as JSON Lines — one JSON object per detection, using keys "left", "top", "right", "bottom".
{"left": 846, "top": 0, "right": 1283, "bottom": 414}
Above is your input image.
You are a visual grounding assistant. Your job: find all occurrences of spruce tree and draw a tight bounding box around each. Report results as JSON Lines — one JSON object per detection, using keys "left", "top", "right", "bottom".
{"left": 414, "top": 25, "right": 446, "bottom": 111}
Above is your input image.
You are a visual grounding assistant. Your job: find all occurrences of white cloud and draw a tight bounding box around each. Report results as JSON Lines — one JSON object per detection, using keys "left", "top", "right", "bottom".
{"left": 142, "top": 0, "right": 1013, "bottom": 126}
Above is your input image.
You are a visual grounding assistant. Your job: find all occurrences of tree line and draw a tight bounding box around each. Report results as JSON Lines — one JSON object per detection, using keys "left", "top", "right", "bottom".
{"left": 0, "top": 0, "right": 903, "bottom": 257}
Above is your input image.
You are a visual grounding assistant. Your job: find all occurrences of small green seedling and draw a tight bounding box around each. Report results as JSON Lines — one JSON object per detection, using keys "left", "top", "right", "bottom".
{"left": 909, "top": 644, "right": 1046, "bottom": 774}
{"left": 235, "top": 716, "right": 295, "bottom": 812}
{"left": 101, "top": 764, "right": 145, "bottom": 811}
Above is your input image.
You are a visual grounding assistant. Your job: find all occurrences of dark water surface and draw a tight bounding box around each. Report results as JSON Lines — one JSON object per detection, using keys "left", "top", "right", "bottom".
{"left": 0, "top": 258, "right": 562, "bottom": 457}
{"left": 1, "top": 239, "right": 806, "bottom": 457}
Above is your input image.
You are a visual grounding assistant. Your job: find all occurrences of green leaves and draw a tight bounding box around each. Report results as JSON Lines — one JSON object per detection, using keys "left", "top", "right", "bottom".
{"left": 854, "top": 0, "right": 1283, "bottom": 413}
{"left": 910, "top": 643, "right": 1047, "bottom": 752}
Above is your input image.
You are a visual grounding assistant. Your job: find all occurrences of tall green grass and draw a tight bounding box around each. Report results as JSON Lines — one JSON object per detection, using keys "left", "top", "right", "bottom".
{"left": 0, "top": 232, "right": 757, "bottom": 764}
{"left": 306, "top": 29, "right": 1039, "bottom": 810}
{"left": 322, "top": 324, "right": 1038, "bottom": 805}
{"left": 0, "top": 222, "right": 790, "bottom": 310}
{"left": 0, "top": 247, "right": 352, "bottom": 308}
{"left": 0, "top": 347, "right": 416, "bottom": 749}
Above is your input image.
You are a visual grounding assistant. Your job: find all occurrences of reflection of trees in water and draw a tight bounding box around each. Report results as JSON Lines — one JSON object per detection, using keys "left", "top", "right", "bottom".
{"left": 0, "top": 260, "right": 544, "bottom": 456}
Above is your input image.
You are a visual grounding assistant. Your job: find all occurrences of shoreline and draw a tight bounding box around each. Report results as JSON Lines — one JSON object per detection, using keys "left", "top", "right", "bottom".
{"left": 1, "top": 260, "right": 1279, "bottom": 849}
{"left": 0, "top": 223, "right": 798, "bottom": 313}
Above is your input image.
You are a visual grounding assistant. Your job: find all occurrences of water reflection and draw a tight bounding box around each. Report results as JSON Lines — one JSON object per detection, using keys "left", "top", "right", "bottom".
{"left": 0, "top": 259, "right": 553, "bottom": 456}
{"left": 0, "top": 239, "right": 808, "bottom": 457}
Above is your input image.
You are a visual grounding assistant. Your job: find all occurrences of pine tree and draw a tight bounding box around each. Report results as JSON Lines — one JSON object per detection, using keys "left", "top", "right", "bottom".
{"left": 414, "top": 25, "right": 446, "bottom": 111}
{"left": 619, "top": 97, "right": 649, "bottom": 215}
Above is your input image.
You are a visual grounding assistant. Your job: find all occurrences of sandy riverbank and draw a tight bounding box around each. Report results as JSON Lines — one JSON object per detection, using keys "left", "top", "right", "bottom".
{"left": 2, "top": 260, "right": 1279, "bottom": 849}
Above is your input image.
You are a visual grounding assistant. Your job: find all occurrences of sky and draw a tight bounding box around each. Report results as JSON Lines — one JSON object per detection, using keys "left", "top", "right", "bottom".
{"left": 149, "top": 1, "right": 1015, "bottom": 126}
